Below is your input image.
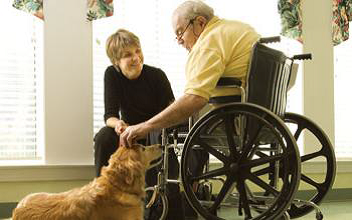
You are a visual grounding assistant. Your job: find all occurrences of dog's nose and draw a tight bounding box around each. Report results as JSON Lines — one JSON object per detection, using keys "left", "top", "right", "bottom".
{"left": 158, "top": 145, "right": 164, "bottom": 150}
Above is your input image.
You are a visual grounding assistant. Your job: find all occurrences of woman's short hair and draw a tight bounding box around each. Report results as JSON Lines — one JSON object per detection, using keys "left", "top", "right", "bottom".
{"left": 106, "top": 29, "right": 141, "bottom": 65}
{"left": 174, "top": 0, "right": 214, "bottom": 22}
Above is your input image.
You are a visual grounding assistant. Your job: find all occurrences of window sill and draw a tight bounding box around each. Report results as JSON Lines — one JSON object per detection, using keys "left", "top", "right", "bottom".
{"left": 0, "top": 164, "right": 95, "bottom": 182}
{"left": 0, "top": 159, "right": 351, "bottom": 182}
{"left": 302, "top": 159, "right": 352, "bottom": 173}
{"left": 208, "top": 158, "right": 352, "bottom": 174}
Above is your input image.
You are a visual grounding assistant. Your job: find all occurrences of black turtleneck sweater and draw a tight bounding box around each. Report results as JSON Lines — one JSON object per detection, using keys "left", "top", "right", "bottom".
{"left": 103, "top": 64, "right": 175, "bottom": 125}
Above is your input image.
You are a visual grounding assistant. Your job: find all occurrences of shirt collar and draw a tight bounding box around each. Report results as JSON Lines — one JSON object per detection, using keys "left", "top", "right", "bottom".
{"left": 191, "top": 16, "right": 220, "bottom": 51}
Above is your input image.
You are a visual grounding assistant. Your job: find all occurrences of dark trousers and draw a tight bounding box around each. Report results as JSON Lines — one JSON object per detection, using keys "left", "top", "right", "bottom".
{"left": 94, "top": 126, "right": 185, "bottom": 220}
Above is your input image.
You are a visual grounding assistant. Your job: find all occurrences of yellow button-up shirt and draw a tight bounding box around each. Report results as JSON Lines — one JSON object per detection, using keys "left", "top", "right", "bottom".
{"left": 184, "top": 16, "right": 260, "bottom": 100}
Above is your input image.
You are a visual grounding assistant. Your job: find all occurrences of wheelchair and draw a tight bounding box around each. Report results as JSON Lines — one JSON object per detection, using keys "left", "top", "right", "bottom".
{"left": 145, "top": 36, "right": 336, "bottom": 220}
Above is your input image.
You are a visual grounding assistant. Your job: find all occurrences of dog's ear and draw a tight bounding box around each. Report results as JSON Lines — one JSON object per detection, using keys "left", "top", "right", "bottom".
{"left": 116, "top": 146, "right": 129, "bottom": 161}
{"left": 115, "top": 148, "right": 144, "bottom": 185}
{"left": 116, "top": 163, "right": 134, "bottom": 185}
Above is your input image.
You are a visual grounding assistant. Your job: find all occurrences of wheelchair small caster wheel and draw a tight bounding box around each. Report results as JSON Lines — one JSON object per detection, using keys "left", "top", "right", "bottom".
{"left": 316, "top": 212, "right": 323, "bottom": 220}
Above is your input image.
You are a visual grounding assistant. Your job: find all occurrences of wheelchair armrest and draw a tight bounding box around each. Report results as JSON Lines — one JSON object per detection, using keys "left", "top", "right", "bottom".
{"left": 164, "top": 122, "right": 189, "bottom": 144}
{"left": 165, "top": 121, "right": 189, "bottom": 133}
{"left": 258, "top": 36, "right": 281, "bottom": 44}
{"left": 292, "top": 53, "right": 312, "bottom": 60}
{"left": 211, "top": 77, "right": 243, "bottom": 104}
{"left": 216, "top": 77, "right": 242, "bottom": 87}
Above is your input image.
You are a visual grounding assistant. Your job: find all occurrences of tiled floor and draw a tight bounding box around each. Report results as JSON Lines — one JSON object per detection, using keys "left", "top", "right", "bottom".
{"left": 299, "top": 201, "right": 352, "bottom": 220}
{"left": 2, "top": 201, "right": 352, "bottom": 219}
{"left": 191, "top": 201, "right": 352, "bottom": 219}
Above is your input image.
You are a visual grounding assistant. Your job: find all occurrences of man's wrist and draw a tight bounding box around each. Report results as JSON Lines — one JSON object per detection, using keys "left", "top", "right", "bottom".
{"left": 143, "top": 120, "right": 155, "bottom": 133}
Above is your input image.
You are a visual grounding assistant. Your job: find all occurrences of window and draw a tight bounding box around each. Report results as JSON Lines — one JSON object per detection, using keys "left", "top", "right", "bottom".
{"left": 93, "top": 0, "right": 303, "bottom": 135}
{"left": 334, "top": 39, "right": 352, "bottom": 158}
{"left": 0, "top": 1, "right": 43, "bottom": 161}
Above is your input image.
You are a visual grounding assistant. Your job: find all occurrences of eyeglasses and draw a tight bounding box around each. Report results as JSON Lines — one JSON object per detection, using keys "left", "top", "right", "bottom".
{"left": 175, "top": 18, "right": 195, "bottom": 41}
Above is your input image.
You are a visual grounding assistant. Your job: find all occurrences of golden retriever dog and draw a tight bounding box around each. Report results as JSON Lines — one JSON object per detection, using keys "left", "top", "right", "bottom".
{"left": 12, "top": 144, "right": 162, "bottom": 220}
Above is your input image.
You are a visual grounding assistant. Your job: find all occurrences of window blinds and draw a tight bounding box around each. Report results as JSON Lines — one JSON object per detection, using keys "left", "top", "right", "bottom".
{"left": 0, "top": 0, "right": 43, "bottom": 160}
{"left": 334, "top": 40, "right": 352, "bottom": 158}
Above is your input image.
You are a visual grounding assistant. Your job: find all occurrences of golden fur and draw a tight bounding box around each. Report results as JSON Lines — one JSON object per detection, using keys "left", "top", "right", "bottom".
{"left": 12, "top": 144, "right": 162, "bottom": 220}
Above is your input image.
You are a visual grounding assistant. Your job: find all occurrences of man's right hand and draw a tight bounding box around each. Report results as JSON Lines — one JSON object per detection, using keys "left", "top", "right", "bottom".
{"left": 120, "top": 122, "right": 151, "bottom": 147}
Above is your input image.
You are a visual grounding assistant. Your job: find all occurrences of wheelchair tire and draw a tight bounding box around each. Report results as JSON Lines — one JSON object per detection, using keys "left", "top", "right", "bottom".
{"left": 181, "top": 103, "right": 301, "bottom": 220}
{"left": 283, "top": 113, "right": 336, "bottom": 219}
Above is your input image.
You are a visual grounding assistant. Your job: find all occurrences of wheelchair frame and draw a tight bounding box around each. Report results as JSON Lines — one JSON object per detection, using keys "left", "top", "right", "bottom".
{"left": 145, "top": 37, "right": 336, "bottom": 220}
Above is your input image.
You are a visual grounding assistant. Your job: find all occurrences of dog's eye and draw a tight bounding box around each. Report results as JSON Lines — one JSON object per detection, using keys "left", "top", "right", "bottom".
{"left": 141, "top": 147, "right": 146, "bottom": 151}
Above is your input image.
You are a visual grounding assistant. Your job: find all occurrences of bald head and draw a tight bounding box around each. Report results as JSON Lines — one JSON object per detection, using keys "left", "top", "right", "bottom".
{"left": 172, "top": 0, "right": 214, "bottom": 24}
{"left": 172, "top": 1, "right": 214, "bottom": 51}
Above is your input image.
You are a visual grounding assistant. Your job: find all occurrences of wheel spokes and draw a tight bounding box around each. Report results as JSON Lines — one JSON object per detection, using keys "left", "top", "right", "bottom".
{"left": 293, "top": 125, "right": 304, "bottom": 140}
{"left": 197, "top": 140, "right": 230, "bottom": 163}
{"left": 301, "top": 173, "right": 322, "bottom": 189}
{"left": 209, "top": 176, "right": 236, "bottom": 213}
{"left": 190, "top": 167, "right": 229, "bottom": 182}
{"left": 224, "top": 114, "right": 241, "bottom": 159}
{"left": 253, "top": 166, "right": 272, "bottom": 176}
{"left": 301, "top": 151, "right": 323, "bottom": 162}
{"left": 244, "top": 153, "right": 284, "bottom": 169}
{"left": 247, "top": 173, "right": 280, "bottom": 196}
{"left": 237, "top": 180, "right": 253, "bottom": 219}
{"left": 241, "top": 123, "right": 262, "bottom": 159}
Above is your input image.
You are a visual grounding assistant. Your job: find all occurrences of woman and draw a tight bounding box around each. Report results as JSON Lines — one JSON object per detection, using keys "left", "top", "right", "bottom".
{"left": 93, "top": 29, "right": 184, "bottom": 220}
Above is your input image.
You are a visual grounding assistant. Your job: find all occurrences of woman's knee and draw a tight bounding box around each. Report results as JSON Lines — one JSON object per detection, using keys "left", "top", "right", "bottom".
{"left": 94, "top": 126, "right": 119, "bottom": 152}
{"left": 95, "top": 126, "right": 117, "bottom": 144}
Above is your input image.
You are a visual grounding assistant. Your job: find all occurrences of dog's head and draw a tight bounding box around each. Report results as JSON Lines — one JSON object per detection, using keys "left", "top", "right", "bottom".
{"left": 102, "top": 144, "right": 162, "bottom": 195}
{"left": 138, "top": 144, "right": 163, "bottom": 169}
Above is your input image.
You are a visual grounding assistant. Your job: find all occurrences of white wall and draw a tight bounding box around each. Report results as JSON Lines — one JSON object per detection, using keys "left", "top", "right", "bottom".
{"left": 43, "top": 0, "right": 93, "bottom": 164}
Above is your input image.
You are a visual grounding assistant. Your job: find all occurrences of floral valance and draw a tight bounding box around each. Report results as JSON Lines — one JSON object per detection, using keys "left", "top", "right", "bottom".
{"left": 13, "top": 0, "right": 44, "bottom": 20}
{"left": 12, "top": 0, "right": 114, "bottom": 21}
{"left": 87, "top": 0, "right": 114, "bottom": 21}
{"left": 278, "top": 0, "right": 352, "bottom": 46}
{"left": 332, "top": 0, "right": 352, "bottom": 45}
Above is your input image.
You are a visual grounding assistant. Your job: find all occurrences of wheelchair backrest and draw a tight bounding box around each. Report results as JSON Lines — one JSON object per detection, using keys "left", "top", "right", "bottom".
{"left": 246, "top": 42, "right": 293, "bottom": 117}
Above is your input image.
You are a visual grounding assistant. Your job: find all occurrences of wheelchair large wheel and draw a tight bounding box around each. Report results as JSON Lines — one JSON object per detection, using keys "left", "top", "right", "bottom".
{"left": 283, "top": 113, "right": 336, "bottom": 218}
{"left": 181, "top": 103, "right": 301, "bottom": 220}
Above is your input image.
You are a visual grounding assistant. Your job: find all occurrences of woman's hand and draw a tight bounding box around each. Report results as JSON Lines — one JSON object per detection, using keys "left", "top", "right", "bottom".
{"left": 115, "top": 120, "right": 128, "bottom": 134}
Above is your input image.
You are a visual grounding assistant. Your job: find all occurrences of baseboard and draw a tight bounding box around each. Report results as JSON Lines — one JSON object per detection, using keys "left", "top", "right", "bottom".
{"left": 308, "top": 188, "right": 352, "bottom": 202}
{"left": 1, "top": 188, "right": 351, "bottom": 219}
{"left": 0, "top": 203, "right": 16, "bottom": 219}
{"left": 227, "top": 188, "right": 352, "bottom": 204}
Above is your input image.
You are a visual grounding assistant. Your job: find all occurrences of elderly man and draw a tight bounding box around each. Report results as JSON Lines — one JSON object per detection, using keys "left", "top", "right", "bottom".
{"left": 120, "top": 0, "right": 260, "bottom": 147}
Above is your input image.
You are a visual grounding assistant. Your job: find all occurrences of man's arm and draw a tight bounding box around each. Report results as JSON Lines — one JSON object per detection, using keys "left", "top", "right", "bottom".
{"left": 120, "top": 93, "right": 207, "bottom": 147}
